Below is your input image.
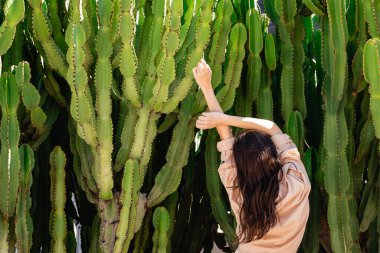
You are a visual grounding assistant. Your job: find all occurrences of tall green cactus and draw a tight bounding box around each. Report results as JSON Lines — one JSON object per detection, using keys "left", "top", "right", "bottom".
{"left": 114, "top": 159, "right": 140, "bottom": 253}
{"left": 0, "top": 72, "right": 20, "bottom": 219}
{"left": 217, "top": 23, "right": 247, "bottom": 111}
{"left": 363, "top": 38, "right": 380, "bottom": 151}
{"left": 15, "top": 145, "right": 34, "bottom": 253}
{"left": 321, "top": 0, "right": 356, "bottom": 251}
{"left": 147, "top": 95, "right": 196, "bottom": 207}
{"left": 246, "top": 8, "right": 262, "bottom": 102}
{"left": 274, "top": 0, "right": 296, "bottom": 122}
{"left": 205, "top": 129, "right": 238, "bottom": 250}
{"left": 49, "top": 146, "right": 67, "bottom": 253}
{"left": 0, "top": 0, "right": 24, "bottom": 56}
{"left": 152, "top": 206, "right": 170, "bottom": 253}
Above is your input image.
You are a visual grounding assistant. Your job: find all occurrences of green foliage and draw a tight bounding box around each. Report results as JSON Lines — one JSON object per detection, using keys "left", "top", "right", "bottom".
{"left": 1, "top": 0, "right": 380, "bottom": 252}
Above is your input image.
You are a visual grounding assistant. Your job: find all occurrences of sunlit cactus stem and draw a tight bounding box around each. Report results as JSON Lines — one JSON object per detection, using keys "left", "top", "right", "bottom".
{"left": 113, "top": 159, "right": 141, "bottom": 253}
{"left": 94, "top": 0, "right": 115, "bottom": 200}
{"left": 49, "top": 146, "right": 67, "bottom": 253}
{"left": 322, "top": 0, "right": 355, "bottom": 250}
{"left": 218, "top": 23, "right": 247, "bottom": 111}
{"left": 147, "top": 95, "right": 196, "bottom": 208}
{"left": 152, "top": 206, "right": 170, "bottom": 253}
{"left": 15, "top": 145, "right": 34, "bottom": 253}
{"left": 28, "top": 0, "right": 68, "bottom": 77}
{"left": 246, "top": 8, "right": 263, "bottom": 102}
{"left": 205, "top": 129, "right": 238, "bottom": 250}
{"left": 363, "top": 38, "right": 380, "bottom": 151}
{"left": 0, "top": 0, "right": 25, "bottom": 56}
{"left": 15, "top": 62, "right": 47, "bottom": 136}
{"left": 274, "top": 0, "right": 296, "bottom": 122}
{"left": 0, "top": 73, "right": 21, "bottom": 219}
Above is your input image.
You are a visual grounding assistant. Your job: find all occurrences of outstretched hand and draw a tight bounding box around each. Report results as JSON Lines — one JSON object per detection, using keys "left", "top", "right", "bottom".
{"left": 192, "top": 58, "right": 212, "bottom": 91}
{"left": 196, "top": 112, "right": 228, "bottom": 130}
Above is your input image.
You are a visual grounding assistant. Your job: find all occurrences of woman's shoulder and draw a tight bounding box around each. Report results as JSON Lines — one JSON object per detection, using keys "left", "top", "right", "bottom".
{"left": 276, "top": 162, "right": 311, "bottom": 211}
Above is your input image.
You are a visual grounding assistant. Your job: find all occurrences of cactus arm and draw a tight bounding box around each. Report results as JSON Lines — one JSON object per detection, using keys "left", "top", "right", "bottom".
{"left": 0, "top": 0, "right": 24, "bottom": 56}
{"left": 65, "top": 23, "right": 97, "bottom": 148}
{"left": 138, "top": 113, "right": 159, "bottom": 184}
{"left": 359, "top": 179, "right": 378, "bottom": 232}
{"left": 15, "top": 144, "right": 34, "bottom": 253}
{"left": 152, "top": 206, "right": 170, "bottom": 253}
{"left": 15, "top": 61, "right": 47, "bottom": 135}
{"left": 322, "top": 1, "right": 353, "bottom": 250}
{"left": 162, "top": 0, "right": 213, "bottom": 114}
{"left": 207, "top": 0, "right": 233, "bottom": 88}
{"left": 246, "top": 8, "right": 262, "bottom": 102}
{"left": 135, "top": 6, "right": 153, "bottom": 86}
{"left": 363, "top": 39, "right": 380, "bottom": 146}
{"left": 120, "top": 10, "right": 141, "bottom": 108}
{"left": 49, "top": 146, "right": 67, "bottom": 253}
{"left": 293, "top": 15, "right": 307, "bottom": 118}
{"left": 205, "top": 129, "right": 238, "bottom": 249}
{"left": 94, "top": 0, "right": 114, "bottom": 200}
{"left": 110, "top": 0, "right": 121, "bottom": 43}
{"left": 274, "top": 0, "right": 295, "bottom": 122}
{"left": 147, "top": 95, "right": 195, "bottom": 207}
{"left": 179, "top": 0, "right": 195, "bottom": 48}
{"left": 0, "top": 73, "right": 20, "bottom": 218}
{"left": 74, "top": 134, "right": 98, "bottom": 196}
{"left": 264, "top": 33, "right": 276, "bottom": 71}
{"left": 303, "top": 0, "right": 324, "bottom": 16}
{"left": 130, "top": 106, "right": 150, "bottom": 160}
{"left": 46, "top": 0, "right": 67, "bottom": 53}
{"left": 28, "top": 0, "right": 68, "bottom": 77}
{"left": 68, "top": 118, "right": 97, "bottom": 203}
{"left": 363, "top": 0, "right": 380, "bottom": 38}
{"left": 114, "top": 159, "right": 140, "bottom": 253}
{"left": 150, "top": 0, "right": 182, "bottom": 112}
{"left": 114, "top": 105, "right": 138, "bottom": 172}
{"left": 286, "top": 111, "right": 304, "bottom": 154}
{"left": 140, "top": 0, "right": 165, "bottom": 104}
{"left": 218, "top": 23, "right": 247, "bottom": 111}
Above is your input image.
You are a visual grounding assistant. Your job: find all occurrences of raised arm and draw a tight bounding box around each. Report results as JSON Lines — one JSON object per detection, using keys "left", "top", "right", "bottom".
{"left": 192, "top": 59, "right": 232, "bottom": 140}
{"left": 224, "top": 115, "right": 282, "bottom": 137}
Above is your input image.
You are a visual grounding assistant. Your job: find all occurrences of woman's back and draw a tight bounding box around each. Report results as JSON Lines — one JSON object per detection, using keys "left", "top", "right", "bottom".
{"left": 216, "top": 133, "right": 311, "bottom": 253}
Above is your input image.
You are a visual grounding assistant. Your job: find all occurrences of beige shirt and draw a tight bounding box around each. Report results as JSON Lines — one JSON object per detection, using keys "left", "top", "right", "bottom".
{"left": 216, "top": 133, "right": 311, "bottom": 253}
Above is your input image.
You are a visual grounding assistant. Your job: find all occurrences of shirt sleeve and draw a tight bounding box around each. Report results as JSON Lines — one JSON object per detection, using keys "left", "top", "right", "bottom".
{"left": 216, "top": 137, "right": 242, "bottom": 223}
{"left": 270, "top": 133, "right": 311, "bottom": 187}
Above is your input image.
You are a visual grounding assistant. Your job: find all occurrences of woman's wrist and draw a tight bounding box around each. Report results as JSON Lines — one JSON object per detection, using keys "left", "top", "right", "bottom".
{"left": 200, "top": 83, "right": 213, "bottom": 94}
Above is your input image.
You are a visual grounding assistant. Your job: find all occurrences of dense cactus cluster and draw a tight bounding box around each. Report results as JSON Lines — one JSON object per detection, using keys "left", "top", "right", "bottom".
{"left": 0, "top": 0, "right": 380, "bottom": 252}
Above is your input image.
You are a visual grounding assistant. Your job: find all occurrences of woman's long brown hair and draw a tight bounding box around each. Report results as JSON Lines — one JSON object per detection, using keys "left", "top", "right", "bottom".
{"left": 231, "top": 129, "right": 284, "bottom": 244}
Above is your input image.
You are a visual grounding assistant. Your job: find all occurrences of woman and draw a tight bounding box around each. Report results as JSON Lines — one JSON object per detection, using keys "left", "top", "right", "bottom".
{"left": 192, "top": 59, "right": 311, "bottom": 253}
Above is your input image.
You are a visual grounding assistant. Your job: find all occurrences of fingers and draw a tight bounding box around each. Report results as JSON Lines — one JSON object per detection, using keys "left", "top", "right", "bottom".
{"left": 196, "top": 120, "right": 209, "bottom": 129}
